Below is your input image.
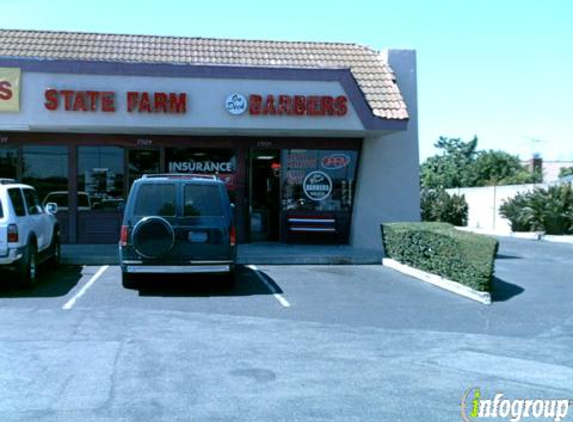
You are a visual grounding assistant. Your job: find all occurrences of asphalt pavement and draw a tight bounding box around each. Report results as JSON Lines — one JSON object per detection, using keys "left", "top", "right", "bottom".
{"left": 0, "top": 237, "right": 571, "bottom": 421}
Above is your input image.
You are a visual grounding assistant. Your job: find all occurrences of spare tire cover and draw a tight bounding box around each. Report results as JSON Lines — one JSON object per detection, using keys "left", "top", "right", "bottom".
{"left": 133, "top": 216, "right": 174, "bottom": 259}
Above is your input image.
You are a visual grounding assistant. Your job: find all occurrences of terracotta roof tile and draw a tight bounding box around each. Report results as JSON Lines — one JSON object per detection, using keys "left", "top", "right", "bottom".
{"left": 0, "top": 28, "right": 408, "bottom": 120}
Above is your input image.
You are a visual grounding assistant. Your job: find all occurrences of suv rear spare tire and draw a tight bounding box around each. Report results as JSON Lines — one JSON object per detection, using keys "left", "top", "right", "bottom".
{"left": 132, "top": 216, "right": 174, "bottom": 259}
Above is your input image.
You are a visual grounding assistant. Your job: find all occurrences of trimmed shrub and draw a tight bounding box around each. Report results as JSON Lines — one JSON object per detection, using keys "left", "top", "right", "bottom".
{"left": 420, "top": 188, "right": 468, "bottom": 226}
{"left": 381, "top": 222, "right": 498, "bottom": 292}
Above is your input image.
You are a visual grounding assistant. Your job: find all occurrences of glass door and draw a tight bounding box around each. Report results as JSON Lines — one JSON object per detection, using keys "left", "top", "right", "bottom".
{"left": 248, "top": 149, "right": 281, "bottom": 242}
{"left": 77, "top": 146, "right": 125, "bottom": 244}
{"left": 128, "top": 149, "right": 161, "bottom": 187}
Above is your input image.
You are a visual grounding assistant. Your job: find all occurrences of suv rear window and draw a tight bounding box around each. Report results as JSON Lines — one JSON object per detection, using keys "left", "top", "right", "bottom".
{"left": 8, "top": 188, "right": 26, "bottom": 217}
{"left": 184, "top": 184, "right": 223, "bottom": 217}
{"left": 134, "top": 184, "right": 176, "bottom": 216}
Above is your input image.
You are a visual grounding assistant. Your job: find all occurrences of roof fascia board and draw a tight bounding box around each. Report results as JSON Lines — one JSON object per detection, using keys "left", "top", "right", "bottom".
{"left": 0, "top": 57, "right": 407, "bottom": 132}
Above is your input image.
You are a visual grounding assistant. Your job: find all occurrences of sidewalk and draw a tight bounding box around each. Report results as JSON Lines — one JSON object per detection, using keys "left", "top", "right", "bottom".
{"left": 61, "top": 243, "right": 383, "bottom": 266}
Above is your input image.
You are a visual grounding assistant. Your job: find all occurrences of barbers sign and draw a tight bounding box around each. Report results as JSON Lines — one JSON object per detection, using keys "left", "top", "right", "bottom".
{"left": 303, "top": 171, "right": 333, "bottom": 201}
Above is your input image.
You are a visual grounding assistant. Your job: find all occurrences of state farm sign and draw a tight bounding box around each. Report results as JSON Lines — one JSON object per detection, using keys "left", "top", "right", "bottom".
{"left": 44, "top": 89, "right": 187, "bottom": 113}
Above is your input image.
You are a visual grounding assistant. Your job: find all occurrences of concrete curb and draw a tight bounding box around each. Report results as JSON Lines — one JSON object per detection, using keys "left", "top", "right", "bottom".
{"left": 543, "top": 235, "right": 573, "bottom": 244}
{"left": 382, "top": 258, "right": 492, "bottom": 305}
{"left": 456, "top": 227, "right": 573, "bottom": 244}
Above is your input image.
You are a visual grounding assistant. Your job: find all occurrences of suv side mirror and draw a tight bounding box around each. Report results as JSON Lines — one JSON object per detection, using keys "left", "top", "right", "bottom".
{"left": 45, "top": 202, "right": 58, "bottom": 214}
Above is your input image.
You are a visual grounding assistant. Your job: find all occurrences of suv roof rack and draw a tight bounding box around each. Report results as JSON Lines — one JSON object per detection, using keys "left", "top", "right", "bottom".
{"left": 0, "top": 178, "right": 17, "bottom": 185}
{"left": 141, "top": 174, "right": 218, "bottom": 180}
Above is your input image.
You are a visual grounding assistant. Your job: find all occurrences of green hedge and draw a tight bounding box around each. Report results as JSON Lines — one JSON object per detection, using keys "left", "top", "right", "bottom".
{"left": 381, "top": 222, "right": 498, "bottom": 292}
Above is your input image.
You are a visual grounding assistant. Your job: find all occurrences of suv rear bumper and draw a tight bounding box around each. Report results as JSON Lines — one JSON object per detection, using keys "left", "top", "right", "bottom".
{"left": 122, "top": 259, "right": 234, "bottom": 274}
{"left": 125, "top": 263, "right": 232, "bottom": 274}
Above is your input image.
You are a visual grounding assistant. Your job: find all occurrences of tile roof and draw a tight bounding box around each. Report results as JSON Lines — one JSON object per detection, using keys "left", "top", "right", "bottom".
{"left": 0, "top": 29, "right": 408, "bottom": 120}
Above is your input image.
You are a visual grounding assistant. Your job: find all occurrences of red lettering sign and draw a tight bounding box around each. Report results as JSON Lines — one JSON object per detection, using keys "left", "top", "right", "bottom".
{"left": 44, "top": 89, "right": 116, "bottom": 112}
{"left": 0, "top": 81, "right": 13, "bottom": 101}
{"left": 44, "top": 89, "right": 185, "bottom": 114}
{"left": 247, "top": 94, "right": 348, "bottom": 117}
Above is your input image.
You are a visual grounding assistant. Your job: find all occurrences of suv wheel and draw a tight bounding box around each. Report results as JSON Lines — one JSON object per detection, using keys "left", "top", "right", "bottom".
{"left": 48, "top": 234, "right": 61, "bottom": 269}
{"left": 122, "top": 271, "right": 138, "bottom": 289}
{"left": 18, "top": 243, "right": 37, "bottom": 287}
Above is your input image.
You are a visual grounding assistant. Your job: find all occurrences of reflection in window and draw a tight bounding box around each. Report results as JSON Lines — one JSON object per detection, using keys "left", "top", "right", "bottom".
{"left": 134, "top": 184, "right": 176, "bottom": 216}
{"left": 0, "top": 147, "right": 18, "bottom": 180}
{"left": 128, "top": 149, "right": 160, "bottom": 187}
{"left": 78, "top": 146, "right": 124, "bottom": 211}
{"left": 23, "top": 188, "right": 43, "bottom": 215}
{"left": 22, "top": 146, "right": 68, "bottom": 206}
{"left": 184, "top": 184, "right": 223, "bottom": 217}
{"left": 281, "top": 149, "right": 358, "bottom": 212}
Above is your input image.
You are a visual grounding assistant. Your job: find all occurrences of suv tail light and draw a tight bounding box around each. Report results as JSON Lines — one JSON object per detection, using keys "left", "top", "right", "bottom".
{"left": 229, "top": 225, "right": 236, "bottom": 247}
{"left": 7, "top": 224, "right": 18, "bottom": 243}
{"left": 120, "top": 225, "right": 129, "bottom": 247}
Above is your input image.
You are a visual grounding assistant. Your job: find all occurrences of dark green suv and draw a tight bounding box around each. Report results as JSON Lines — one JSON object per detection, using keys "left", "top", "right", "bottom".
{"left": 119, "top": 174, "right": 237, "bottom": 288}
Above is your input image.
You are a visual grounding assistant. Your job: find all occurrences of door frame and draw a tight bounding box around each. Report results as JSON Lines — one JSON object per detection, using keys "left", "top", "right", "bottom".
{"left": 247, "top": 148, "right": 282, "bottom": 243}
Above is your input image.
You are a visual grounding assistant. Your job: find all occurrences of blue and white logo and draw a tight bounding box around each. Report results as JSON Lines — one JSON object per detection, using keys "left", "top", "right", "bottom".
{"left": 225, "top": 93, "right": 248, "bottom": 115}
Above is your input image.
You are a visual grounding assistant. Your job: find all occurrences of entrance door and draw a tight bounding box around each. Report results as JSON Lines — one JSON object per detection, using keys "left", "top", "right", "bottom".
{"left": 248, "top": 149, "right": 281, "bottom": 242}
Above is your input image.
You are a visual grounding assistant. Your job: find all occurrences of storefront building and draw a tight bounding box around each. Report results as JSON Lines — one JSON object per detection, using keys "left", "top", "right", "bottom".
{"left": 0, "top": 29, "right": 420, "bottom": 249}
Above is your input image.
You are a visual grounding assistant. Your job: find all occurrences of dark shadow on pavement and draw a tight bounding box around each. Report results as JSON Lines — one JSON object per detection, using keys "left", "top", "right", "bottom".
{"left": 0, "top": 265, "right": 83, "bottom": 298}
{"left": 491, "top": 276, "right": 525, "bottom": 302}
{"left": 136, "top": 265, "right": 283, "bottom": 297}
{"left": 496, "top": 254, "right": 523, "bottom": 260}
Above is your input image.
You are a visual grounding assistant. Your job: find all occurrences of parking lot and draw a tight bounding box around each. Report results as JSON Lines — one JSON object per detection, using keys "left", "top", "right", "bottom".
{"left": 0, "top": 237, "right": 572, "bottom": 421}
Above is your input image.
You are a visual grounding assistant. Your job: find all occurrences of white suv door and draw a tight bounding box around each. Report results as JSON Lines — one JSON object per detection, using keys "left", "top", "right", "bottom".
{"left": 22, "top": 188, "right": 49, "bottom": 251}
{"left": 0, "top": 196, "right": 7, "bottom": 256}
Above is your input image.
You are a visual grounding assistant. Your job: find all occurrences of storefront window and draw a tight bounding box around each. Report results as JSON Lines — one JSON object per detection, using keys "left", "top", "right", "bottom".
{"left": 128, "top": 149, "right": 160, "bottom": 187}
{"left": 281, "top": 149, "right": 358, "bottom": 212}
{"left": 165, "top": 148, "right": 237, "bottom": 192}
{"left": 0, "top": 147, "right": 18, "bottom": 180}
{"left": 78, "top": 146, "right": 125, "bottom": 211}
{"left": 22, "top": 146, "right": 68, "bottom": 206}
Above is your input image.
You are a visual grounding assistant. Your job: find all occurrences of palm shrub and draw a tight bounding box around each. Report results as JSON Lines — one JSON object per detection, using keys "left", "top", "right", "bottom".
{"left": 499, "top": 184, "right": 573, "bottom": 234}
{"left": 499, "top": 192, "right": 530, "bottom": 231}
{"left": 421, "top": 188, "right": 468, "bottom": 226}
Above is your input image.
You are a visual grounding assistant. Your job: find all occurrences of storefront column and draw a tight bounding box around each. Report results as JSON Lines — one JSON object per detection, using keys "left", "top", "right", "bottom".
{"left": 235, "top": 147, "right": 247, "bottom": 243}
{"left": 68, "top": 144, "right": 78, "bottom": 244}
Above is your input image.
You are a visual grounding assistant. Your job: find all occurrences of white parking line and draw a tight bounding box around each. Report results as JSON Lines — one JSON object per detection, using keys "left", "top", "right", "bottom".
{"left": 62, "top": 265, "right": 109, "bottom": 310}
{"left": 247, "top": 265, "right": 291, "bottom": 308}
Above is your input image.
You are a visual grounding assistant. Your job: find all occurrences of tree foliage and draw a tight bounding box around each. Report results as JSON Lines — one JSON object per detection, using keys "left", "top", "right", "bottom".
{"left": 420, "top": 187, "right": 468, "bottom": 226}
{"left": 420, "top": 136, "right": 540, "bottom": 189}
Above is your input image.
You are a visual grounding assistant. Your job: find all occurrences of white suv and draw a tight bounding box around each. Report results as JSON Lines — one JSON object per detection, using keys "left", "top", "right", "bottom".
{"left": 0, "top": 179, "right": 61, "bottom": 285}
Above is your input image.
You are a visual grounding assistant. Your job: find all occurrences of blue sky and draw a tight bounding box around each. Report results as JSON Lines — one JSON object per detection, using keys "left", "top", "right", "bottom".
{"left": 3, "top": 0, "right": 572, "bottom": 162}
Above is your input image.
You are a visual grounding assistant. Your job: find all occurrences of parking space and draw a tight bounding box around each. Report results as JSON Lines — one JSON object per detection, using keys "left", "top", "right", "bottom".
{"left": 1, "top": 237, "right": 572, "bottom": 335}
{"left": 0, "top": 237, "right": 572, "bottom": 421}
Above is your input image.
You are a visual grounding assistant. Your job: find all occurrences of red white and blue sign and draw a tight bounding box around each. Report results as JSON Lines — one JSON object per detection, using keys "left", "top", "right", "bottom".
{"left": 321, "top": 154, "right": 351, "bottom": 170}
